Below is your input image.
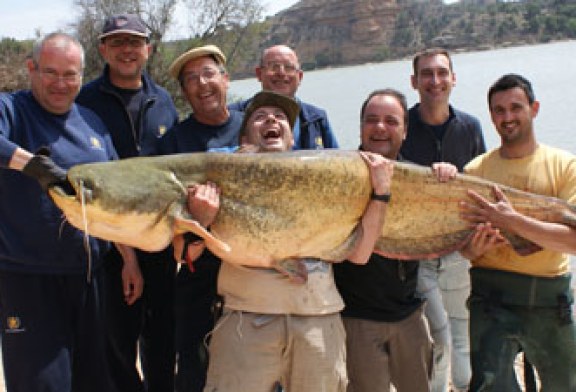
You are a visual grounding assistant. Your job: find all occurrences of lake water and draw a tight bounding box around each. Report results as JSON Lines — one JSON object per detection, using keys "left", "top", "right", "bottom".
{"left": 230, "top": 40, "right": 576, "bottom": 153}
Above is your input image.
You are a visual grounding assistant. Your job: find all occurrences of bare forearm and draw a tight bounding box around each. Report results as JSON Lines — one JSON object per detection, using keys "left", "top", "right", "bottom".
{"left": 8, "top": 147, "right": 33, "bottom": 170}
{"left": 347, "top": 200, "right": 387, "bottom": 264}
{"left": 504, "top": 212, "right": 576, "bottom": 254}
{"left": 115, "top": 243, "right": 138, "bottom": 265}
{"left": 461, "top": 186, "right": 576, "bottom": 255}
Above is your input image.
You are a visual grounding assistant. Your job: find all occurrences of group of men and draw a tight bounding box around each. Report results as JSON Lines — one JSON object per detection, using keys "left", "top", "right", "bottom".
{"left": 0, "top": 11, "right": 575, "bottom": 392}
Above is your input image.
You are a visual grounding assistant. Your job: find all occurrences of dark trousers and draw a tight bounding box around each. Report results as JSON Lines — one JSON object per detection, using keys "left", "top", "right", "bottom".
{"left": 469, "top": 268, "right": 576, "bottom": 391}
{"left": 174, "top": 255, "right": 221, "bottom": 392}
{"left": 103, "top": 247, "right": 176, "bottom": 392}
{"left": 0, "top": 268, "right": 115, "bottom": 392}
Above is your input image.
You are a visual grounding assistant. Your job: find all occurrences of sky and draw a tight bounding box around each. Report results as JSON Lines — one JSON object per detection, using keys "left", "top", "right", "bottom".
{"left": 0, "top": 0, "right": 300, "bottom": 40}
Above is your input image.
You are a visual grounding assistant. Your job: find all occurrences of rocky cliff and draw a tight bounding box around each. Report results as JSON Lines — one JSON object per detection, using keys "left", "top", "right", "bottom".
{"left": 257, "top": 0, "right": 574, "bottom": 71}
{"left": 265, "top": 0, "right": 400, "bottom": 68}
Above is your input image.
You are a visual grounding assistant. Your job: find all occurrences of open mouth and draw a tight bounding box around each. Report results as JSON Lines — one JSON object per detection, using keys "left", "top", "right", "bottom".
{"left": 263, "top": 128, "right": 281, "bottom": 140}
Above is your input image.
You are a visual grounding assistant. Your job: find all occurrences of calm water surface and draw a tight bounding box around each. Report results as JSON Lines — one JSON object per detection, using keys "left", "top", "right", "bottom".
{"left": 230, "top": 40, "right": 576, "bottom": 153}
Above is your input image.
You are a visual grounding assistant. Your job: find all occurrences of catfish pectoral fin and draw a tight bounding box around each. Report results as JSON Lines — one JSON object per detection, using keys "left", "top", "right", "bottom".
{"left": 275, "top": 259, "right": 308, "bottom": 284}
{"left": 514, "top": 243, "right": 543, "bottom": 256}
{"left": 506, "top": 234, "right": 543, "bottom": 256}
{"left": 173, "top": 216, "right": 231, "bottom": 253}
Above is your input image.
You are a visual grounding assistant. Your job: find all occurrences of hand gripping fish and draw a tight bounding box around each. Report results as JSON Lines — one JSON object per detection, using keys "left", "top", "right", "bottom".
{"left": 48, "top": 150, "right": 576, "bottom": 279}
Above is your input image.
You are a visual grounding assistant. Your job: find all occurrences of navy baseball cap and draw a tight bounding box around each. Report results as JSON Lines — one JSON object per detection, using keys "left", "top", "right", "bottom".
{"left": 99, "top": 13, "right": 149, "bottom": 40}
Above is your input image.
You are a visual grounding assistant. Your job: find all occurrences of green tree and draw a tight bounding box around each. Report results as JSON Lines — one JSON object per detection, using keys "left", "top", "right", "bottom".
{"left": 0, "top": 38, "right": 32, "bottom": 92}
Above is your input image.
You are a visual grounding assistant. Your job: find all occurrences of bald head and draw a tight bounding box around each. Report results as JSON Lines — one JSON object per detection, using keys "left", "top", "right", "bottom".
{"left": 27, "top": 33, "right": 84, "bottom": 114}
{"left": 255, "top": 45, "right": 303, "bottom": 97}
{"left": 260, "top": 45, "right": 298, "bottom": 65}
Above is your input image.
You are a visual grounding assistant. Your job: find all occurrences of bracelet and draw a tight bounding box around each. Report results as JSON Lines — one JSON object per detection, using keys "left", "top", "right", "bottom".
{"left": 181, "top": 232, "right": 205, "bottom": 262}
{"left": 371, "top": 190, "right": 391, "bottom": 203}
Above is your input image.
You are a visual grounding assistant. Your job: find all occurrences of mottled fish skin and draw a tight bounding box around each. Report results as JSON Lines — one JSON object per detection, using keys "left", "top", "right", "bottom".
{"left": 48, "top": 150, "right": 576, "bottom": 268}
{"left": 203, "top": 151, "right": 369, "bottom": 266}
{"left": 379, "top": 162, "right": 576, "bottom": 259}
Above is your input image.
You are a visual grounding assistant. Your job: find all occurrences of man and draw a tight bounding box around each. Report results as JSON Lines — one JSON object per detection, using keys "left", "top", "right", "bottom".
{"left": 159, "top": 44, "right": 243, "bottom": 392}
{"left": 186, "top": 90, "right": 391, "bottom": 392}
{"left": 334, "top": 89, "right": 458, "bottom": 392}
{"left": 460, "top": 73, "right": 576, "bottom": 391}
{"left": 0, "top": 32, "right": 117, "bottom": 391}
{"left": 399, "top": 47, "right": 486, "bottom": 392}
{"left": 76, "top": 13, "right": 179, "bottom": 392}
{"left": 229, "top": 44, "right": 339, "bottom": 149}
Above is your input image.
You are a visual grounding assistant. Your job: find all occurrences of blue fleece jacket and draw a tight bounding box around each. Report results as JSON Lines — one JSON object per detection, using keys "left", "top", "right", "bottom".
{"left": 0, "top": 91, "right": 117, "bottom": 274}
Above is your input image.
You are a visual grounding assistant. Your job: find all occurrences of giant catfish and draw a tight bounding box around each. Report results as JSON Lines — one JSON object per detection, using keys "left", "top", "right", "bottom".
{"left": 48, "top": 150, "right": 576, "bottom": 276}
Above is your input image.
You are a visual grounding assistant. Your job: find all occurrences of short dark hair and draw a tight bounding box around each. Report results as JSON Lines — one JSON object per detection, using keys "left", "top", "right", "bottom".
{"left": 412, "top": 47, "right": 453, "bottom": 76}
{"left": 488, "top": 73, "right": 535, "bottom": 106}
{"left": 360, "top": 89, "right": 408, "bottom": 126}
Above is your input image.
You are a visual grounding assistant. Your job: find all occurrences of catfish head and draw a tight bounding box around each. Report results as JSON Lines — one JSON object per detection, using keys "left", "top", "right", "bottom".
{"left": 48, "top": 155, "right": 206, "bottom": 251}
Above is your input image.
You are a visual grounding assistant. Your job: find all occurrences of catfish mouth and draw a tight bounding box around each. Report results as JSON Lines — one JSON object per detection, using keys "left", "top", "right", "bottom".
{"left": 49, "top": 178, "right": 94, "bottom": 205}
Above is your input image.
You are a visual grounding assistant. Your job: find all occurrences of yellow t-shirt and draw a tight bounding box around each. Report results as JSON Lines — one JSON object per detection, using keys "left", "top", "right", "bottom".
{"left": 464, "top": 144, "right": 576, "bottom": 277}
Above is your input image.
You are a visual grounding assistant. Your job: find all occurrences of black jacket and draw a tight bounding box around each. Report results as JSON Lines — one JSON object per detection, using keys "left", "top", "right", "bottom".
{"left": 401, "top": 104, "right": 486, "bottom": 172}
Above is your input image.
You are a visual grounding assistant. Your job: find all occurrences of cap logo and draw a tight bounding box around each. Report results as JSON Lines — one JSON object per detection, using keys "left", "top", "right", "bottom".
{"left": 115, "top": 18, "right": 128, "bottom": 27}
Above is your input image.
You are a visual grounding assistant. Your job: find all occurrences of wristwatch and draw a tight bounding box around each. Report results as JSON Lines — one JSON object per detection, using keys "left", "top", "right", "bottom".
{"left": 371, "top": 190, "right": 391, "bottom": 203}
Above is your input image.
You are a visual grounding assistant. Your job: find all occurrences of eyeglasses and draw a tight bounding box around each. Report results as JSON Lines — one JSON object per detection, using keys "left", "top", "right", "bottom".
{"left": 262, "top": 62, "right": 300, "bottom": 75}
{"left": 36, "top": 67, "right": 82, "bottom": 84}
{"left": 181, "top": 67, "right": 223, "bottom": 86}
{"left": 106, "top": 37, "right": 148, "bottom": 48}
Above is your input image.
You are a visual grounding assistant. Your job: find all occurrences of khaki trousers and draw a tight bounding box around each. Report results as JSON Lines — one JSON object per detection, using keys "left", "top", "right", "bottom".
{"left": 204, "top": 310, "right": 347, "bottom": 392}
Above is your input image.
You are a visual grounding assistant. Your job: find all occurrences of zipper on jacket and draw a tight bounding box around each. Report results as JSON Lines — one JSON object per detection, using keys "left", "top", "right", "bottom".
{"left": 136, "top": 97, "right": 156, "bottom": 152}
{"left": 99, "top": 77, "right": 158, "bottom": 155}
